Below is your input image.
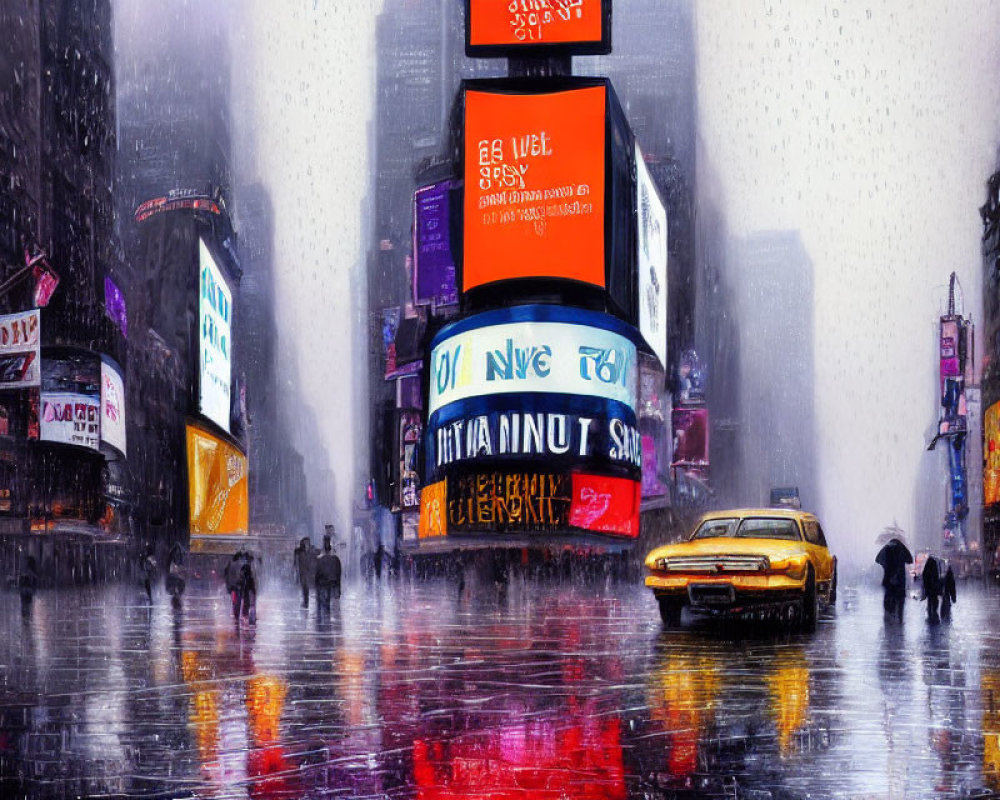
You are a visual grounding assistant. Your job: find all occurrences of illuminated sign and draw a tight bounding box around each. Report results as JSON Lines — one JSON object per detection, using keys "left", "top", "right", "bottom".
{"left": 426, "top": 399, "right": 641, "bottom": 482}
{"left": 463, "top": 84, "right": 606, "bottom": 291}
{"left": 104, "top": 277, "right": 127, "bottom": 339}
{"left": 199, "top": 240, "right": 232, "bottom": 433}
{"left": 465, "top": 0, "right": 611, "bottom": 57}
{"left": 413, "top": 181, "right": 459, "bottom": 307}
{"left": 40, "top": 392, "right": 100, "bottom": 451}
{"left": 186, "top": 425, "right": 248, "bottom": 535}
{"left": 443, "top": 468, "right": 640, "bottom": 537}
{"left": 0, "top": 310, "right": 40, "bottom": 389}
{"left": 429, "top": 306, "right": 639, "bottom": 416}
{"left": 987, "top": 401, "right": 1000, "bottom": 506}
{"left": 447, "top": 470, "right": 571, "bottom": 533}
{"left": 636, "top": 144, "right": 668, "bottom": 368}
{"left": 568, "top": 473, "right": 640, "bottom": 537}
{"left": 135, "top": 194, "right": 221, "bottom": 223}
{"left": 100, "top": 358, "right": 126, "bottom": 455}
{"left": 418, "top": 480, "right": 448, "bottom": 538}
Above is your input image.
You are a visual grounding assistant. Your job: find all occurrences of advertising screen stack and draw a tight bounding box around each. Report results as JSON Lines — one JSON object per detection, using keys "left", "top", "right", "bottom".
{"left": 417, "top": 0, "right": 669, "bottom": 551}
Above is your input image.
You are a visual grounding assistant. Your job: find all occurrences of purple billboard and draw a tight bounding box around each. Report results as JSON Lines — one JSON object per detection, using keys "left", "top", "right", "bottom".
{"left": 413, "top": 181, "right": 459, "bottom": 307}
{"left": 105, "top": 277, "right": 127, "bottom": 338}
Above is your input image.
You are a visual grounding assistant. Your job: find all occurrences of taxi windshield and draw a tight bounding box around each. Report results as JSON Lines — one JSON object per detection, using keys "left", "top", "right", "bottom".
{"left": 691, "top": 517, "right": 802, "bottom": 541}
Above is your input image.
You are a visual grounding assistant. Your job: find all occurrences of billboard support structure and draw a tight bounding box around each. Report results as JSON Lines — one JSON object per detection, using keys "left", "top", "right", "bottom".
{"left": 928, "top": 272, "right": 973, "bottom": 551}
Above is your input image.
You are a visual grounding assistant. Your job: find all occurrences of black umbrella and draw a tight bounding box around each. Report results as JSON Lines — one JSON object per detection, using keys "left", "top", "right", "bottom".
{"left": 875, "top": 537, "right": 913, "bottom": 570}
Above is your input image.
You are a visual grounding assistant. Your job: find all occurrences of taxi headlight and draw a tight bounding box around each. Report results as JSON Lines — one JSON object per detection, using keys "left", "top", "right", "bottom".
{"left": 776, "top": 556, "right": 808, "bottom": 580}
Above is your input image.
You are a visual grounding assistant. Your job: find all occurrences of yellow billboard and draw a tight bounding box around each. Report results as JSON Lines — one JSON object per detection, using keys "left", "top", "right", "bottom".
{"left": 186, "top": 424, "right": 248, "bottom": 535}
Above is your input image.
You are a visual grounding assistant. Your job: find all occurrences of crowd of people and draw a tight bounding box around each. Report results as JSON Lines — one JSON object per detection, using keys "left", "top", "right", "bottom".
{"left": 876, "top": 536, "right": 958, "bottom": 623}
{"left": 294, "top": 524, "right": 342, "bottom": 614}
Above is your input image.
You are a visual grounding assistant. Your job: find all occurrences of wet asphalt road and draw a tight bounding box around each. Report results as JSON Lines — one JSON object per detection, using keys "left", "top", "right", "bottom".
{"left": 2, "top": 571, "right": 1000, "bottom": 799}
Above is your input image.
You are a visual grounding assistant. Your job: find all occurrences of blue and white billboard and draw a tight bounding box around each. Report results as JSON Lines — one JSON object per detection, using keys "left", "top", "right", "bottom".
{"left": 426, "top": 306, "right": 643, "bottom": 482}
{"left": 199, "top": 240, "right": 232, "bottom": 433}
{"left": 428, "top": 305, "right": 639, "bottom": 416}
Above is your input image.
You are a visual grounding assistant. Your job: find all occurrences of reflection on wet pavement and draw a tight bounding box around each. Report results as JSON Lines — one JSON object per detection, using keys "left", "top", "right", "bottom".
{"left": 1, "top": 576, "right": 1000, "bottom": 797}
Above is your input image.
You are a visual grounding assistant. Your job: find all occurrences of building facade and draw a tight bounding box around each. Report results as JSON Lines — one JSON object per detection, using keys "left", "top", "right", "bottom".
{"left": 0, "top": 0, "right": 129, "bottom": 582}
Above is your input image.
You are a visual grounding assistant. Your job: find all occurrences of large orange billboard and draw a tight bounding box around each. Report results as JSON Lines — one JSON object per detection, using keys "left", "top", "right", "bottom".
{"left": 466, "top": 0, "right": 609, "bottom": 52}
{"left": 186, "top": 424, "right": 249, "bottom": 535}
{"left": 463, "top": 84, "right": 606, "bottom": 292}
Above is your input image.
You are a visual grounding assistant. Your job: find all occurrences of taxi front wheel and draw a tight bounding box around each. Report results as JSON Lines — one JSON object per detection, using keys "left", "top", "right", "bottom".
{"left": 800, "top": 567, "right": 818, "bottom": 633}
{"left": 657, "top": 596, "right": 685, "bottom": 627}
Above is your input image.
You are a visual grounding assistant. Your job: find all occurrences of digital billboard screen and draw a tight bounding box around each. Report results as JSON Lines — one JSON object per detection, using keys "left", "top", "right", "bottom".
{"left": 0, "top": 310, "right": 40, "bottom": 389}
{"left": 199, "top": 239, "right": 232, "bottom": 433}
{"left": 428, "top": 305, "right": 638, "bottom": 416}
{"left": 186, "top": 424, "right": 248, "bottom": 536}
{"left": 100, "top": 358, "right": 126, "bottom": 456}
{"left": 427, "top": 305, "right": 642, "bottom": 482}
{"left": 635, "top": 144, "right": 668, "bottom": 368}
{"left": 465, "top": 0, "right": 611, "bottom": 57}
{"left": 463, "top": 84, "right": 607, "bottom": 292}
{"left": 40, "top": 393, "right": 101, "bottom": 451}
{"left": 39, "top": 353, "right": 101, "bottom": 451}
{"left": 413, "top": 181, "right": 459, "bottom": 307}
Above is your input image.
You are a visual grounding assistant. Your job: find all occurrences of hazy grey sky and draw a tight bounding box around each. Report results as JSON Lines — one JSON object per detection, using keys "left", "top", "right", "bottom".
{"left": 232, "top": 0, "right": 384, "bottom": 539}
{"left": 697, "top": 1, "right": 1000, "bottom": 554}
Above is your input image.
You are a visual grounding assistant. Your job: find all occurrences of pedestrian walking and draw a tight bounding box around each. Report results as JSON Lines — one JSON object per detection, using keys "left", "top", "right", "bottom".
{"left": 166, "top": 541, "right": 187, "bottom": 606}
{"left": 224, "top": 550, "right": 244, "bottom": 621}
{"left": 875, "top": 537, "right": 912, "bottom": 622}
{"left": 294, "top": 537, "right": 315, "bottom": 608}
{"left": 941, "top": 561, "right": 957, "bottom": 621}
{"left": 922, "top": 554, "right": 943, "bottom": 623}
{"left": 239, "top": 552, "right": 258, "bottom": 625}
{"left": 141, "top": 545, "right": 157, "bottom": 603}
{"left": 18, "top": 555, "right": 38, "bottom": 615}
{"left": 315, "top": 533, "right": 342, "bottom": 614}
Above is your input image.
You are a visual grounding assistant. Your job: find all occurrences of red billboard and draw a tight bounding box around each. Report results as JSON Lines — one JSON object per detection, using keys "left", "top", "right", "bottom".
{"left": 569, "top": 473, "right": 641, "bottom": 537}
{"left": 466, "top": 0, "right": 611, "bottom": 55}
{"left": 463, "top": 84, "right": 607, "bottom": 292}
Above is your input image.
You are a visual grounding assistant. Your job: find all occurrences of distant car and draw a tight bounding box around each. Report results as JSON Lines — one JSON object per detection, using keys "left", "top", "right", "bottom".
{"left": 644, "top": 508, "right": 837, "bottom": 631}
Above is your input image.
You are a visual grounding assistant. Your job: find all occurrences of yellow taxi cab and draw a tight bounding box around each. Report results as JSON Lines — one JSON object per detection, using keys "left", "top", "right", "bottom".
{"left": 644, "top": 508, "right": 837, "bottom": 630}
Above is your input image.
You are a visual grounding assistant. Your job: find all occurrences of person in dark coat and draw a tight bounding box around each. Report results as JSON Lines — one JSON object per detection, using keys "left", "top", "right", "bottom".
{"left": 18, "top": 555, "right": 38, "bottom": 615}
{"left": 239, "top": 552, "right": 257, "bottom": 625}
{"left": 941, "top": 562, "right": 957, "bottom": 621}
{"left": 294, "top": 537, "right": 315, "bottom": 608}
{"left": 922, "top": 554, "right": 943, "bottom": 623}
{"left": 141, "top": 545, "right": 157, "bottom": 603}
{"left": 165, "top": 542, "right": 187, "bottom": 605}
{"left": 224, "top": 550, "right": 244, "bottom": 620}
{"left": 875, "top": 537, "right": 913, "bottom": 621}
{"left": 315, "top": 534, "right": 342, "bottom": 614}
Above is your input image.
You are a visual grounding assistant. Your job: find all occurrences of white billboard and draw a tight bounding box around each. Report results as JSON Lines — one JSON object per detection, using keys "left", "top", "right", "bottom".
{"left": 635, "top": 144, "right": 668, "bottom": 369}
{"left": 0, "top": 309, "right": 40, "bottom": 389}
{"left": 100, "top": 359, "right": 126, "bottom": 455}
{"left": 429, "top": 308, "right": 639, "bottom": 416}
{"left": 40, "top": 392, "right": 101, "bottom": 451}
{"left": 198, "top": 239, "right": 232, "bottom": 433}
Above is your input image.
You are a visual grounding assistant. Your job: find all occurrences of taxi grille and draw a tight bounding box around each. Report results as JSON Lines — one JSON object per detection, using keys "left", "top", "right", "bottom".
{"left": 657, "top": 554, "right": 770, "bottom": 573}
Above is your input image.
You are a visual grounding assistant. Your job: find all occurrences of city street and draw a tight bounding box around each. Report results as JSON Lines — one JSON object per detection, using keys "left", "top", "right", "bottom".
{"left": 2, "top": 571, "right": 1000, "bottom": 799}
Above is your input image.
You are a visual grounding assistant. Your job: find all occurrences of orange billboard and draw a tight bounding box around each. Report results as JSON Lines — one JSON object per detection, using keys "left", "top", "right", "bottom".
{"left": 186, "top": 424, "right": 249, "bottom": 535}
{"left": 463, "top": 84, "right": 606, "bottom": 292}
{"left": 418, "top": 480, "right": 447, "bottom": 539}
{"left": 467, "top": 0, "right": 608, "bottom": 51}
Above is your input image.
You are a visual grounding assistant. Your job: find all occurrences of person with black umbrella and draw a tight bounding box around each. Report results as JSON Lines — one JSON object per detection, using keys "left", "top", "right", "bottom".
{"left": 876, "top": 537, "right": 913, "bottom": 621}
